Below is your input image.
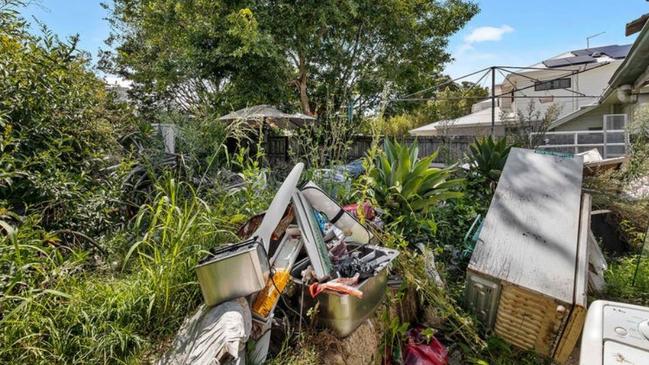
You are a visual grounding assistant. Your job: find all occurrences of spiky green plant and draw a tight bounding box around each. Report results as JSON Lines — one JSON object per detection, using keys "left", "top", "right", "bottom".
{"left": 467, "top": 136, "right": 514, "bottom": 185}
{"left": 369, "top": 139, "right": 463, "bottom": 237}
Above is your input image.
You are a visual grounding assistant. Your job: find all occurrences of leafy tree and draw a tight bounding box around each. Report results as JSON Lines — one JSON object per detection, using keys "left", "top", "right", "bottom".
{"left": 102, "top": 2, "right": 292, "bottom": 117}
{"left": 103, "top": 0, "right": 479, "bottom": 117}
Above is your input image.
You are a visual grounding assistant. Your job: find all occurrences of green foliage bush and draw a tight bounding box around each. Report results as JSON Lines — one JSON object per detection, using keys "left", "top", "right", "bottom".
{"left": 0, "top": 4, "right": 277, "bottom": 363}
{"left": 605, "top": 255, "right": 649, "bottom": 306}
{"left": 467, "top": 136, "right": 513, "bottom": 184}
{"left": 0, "top": 2, "right": 140, "bottom": 235}
{"left": 0, "top": 172, "right": 273, "bottom": 363}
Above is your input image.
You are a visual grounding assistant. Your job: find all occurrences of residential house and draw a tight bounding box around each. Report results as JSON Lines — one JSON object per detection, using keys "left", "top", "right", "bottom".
{"left": 540, "top": 14, "right": 649, "bottom": 157}
{"left": 409, "top": 45, "right": 631, "bottom": 138}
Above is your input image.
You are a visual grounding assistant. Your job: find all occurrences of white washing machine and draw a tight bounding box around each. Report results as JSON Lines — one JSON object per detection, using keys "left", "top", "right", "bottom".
{"left": 580, "top": 300, "right": 649, "bottom": 365}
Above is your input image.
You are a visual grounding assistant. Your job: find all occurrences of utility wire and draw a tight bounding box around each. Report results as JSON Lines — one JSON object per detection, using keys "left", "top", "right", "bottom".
{"left": 402, "top": 67, "right": 491, "bottom": 98}
{"left": 393, "top": 62, "right": 610, "bottom": 103}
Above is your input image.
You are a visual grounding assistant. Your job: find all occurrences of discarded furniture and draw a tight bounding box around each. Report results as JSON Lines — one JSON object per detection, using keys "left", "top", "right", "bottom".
{"left": 465, "top": 148, "right": 590, "bottom": 364}
{"left": 579, "top": 300, "right": 649, "bottom": 364}
{"left": 293, "top": 182, "right": 398, "bottom": 337}
{"left": 576, "top": 148, "right": 628, "bottom": 176}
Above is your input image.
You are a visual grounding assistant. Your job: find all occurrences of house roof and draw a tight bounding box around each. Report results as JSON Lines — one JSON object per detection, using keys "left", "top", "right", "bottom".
{"left": 409, "top": 106, "right": 507, "bottom": 135}
{"left": 605, "top": 21, "right": 649, "bottom": 94}
{"left": 550, "top": 20, "right": 649, "bottom": 130}
{"left": 626, "top": 13, "right": 649, "bottom": 36}
{"left": 541, "top": 44, "right": 631, "bottom": 68}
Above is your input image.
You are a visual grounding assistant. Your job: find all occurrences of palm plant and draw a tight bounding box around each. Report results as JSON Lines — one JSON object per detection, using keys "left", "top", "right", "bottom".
{"left": 467, "top": 136, "right": 514, "bottom": 185}
{"left": 369, "top": 139, "right": 463, "bottom": 233}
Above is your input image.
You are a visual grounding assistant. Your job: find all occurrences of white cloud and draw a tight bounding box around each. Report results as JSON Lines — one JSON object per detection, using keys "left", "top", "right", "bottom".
{"left": 456, "top": 43, "right": 474, "bottom": 54}
{"left": 464, "top": 25, "right": 514, "bottom": 43}
{"left": 104, "top": 75, "right": 133, "bottom": 89}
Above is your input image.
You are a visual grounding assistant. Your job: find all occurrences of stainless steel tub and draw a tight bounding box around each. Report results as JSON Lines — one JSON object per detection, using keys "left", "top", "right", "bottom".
{"left": 196, "top": 238, "right": 270, "bottom": 307}
{"left": 291, "top": 244, "right": 399, "bottom": 337}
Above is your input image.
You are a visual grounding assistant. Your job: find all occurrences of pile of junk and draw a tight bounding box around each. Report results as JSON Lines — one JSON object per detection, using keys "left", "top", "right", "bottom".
{"left": 158, "top": 163, "right": 401, "bottom": 365}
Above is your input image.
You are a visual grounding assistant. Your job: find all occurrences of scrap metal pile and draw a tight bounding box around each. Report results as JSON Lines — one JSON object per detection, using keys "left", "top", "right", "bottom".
{"left": 186, "top": 163, "right": 399, "bottom": 364}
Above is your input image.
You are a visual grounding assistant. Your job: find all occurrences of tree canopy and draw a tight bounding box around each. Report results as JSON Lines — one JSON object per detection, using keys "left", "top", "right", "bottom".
{"left": 103, "top": 0, "right": 479, "bottom": 118}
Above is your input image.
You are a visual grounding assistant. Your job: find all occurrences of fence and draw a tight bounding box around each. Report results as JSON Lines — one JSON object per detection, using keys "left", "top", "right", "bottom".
{"left": 531, "top": 129, "right": 628, "bottom": 158}
{"left": 266, "top": 135, "right": 473, "bottom": 165}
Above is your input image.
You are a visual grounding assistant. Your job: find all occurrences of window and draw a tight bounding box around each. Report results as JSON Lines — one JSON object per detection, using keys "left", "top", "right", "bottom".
{"left": 603, "top": 114, "right": 627, "bottom": 130}
{"left": 534, "top": 78, "right": 571, "bottom": 91}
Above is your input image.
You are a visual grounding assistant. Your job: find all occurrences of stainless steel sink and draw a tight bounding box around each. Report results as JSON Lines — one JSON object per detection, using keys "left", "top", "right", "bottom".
{"left": 291, "top": 244, "right": 399, "bottom": 337}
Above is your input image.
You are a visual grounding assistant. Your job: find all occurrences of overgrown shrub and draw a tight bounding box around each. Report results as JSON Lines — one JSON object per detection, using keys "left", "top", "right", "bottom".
{"left": 605, "top": 255, "right": 649, "bottom": 306}
{"left": 0, "top": 176, "right": 259, "bottom": 363}
{"left": 289, "top": 114, "right": 356, "bottom": 170}
{"left": 0, "top": 1, "right": 140, "bottom": 234}
{"left": 466, "top": 136, "right": 514, "bottom": 196}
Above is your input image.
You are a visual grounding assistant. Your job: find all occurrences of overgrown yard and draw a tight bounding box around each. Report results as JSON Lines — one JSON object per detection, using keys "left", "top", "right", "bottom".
{"left": 2, "top": 1, "right": 649, "bottom": 364}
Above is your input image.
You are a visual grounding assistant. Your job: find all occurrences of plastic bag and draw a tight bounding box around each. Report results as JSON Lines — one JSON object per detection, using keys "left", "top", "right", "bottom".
{"left": 403, "top": 327, "right": 448, "bottom": 365}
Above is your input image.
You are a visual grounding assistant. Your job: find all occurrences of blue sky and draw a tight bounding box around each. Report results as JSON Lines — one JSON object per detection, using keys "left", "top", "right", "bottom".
{"left": 20, "top": 0, "right": 649, "bottom": 85}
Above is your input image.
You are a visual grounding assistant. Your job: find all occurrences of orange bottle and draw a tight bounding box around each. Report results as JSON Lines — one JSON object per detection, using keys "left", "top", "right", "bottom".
{"left": 252, "top": 268, "right": 291, "bottom": 318}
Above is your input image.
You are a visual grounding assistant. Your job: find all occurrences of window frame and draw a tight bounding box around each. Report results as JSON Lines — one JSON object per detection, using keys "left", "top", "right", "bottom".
{"left": 534, "top": 78, "right": 572, "bottom": 91}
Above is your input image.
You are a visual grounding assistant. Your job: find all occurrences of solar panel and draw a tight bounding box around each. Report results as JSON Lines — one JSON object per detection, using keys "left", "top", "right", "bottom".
{"left": 543, "top": 55, "right": 596, "bottom": 68}
{"left": 570, "top": 44, "right": 632, "bottom": 59}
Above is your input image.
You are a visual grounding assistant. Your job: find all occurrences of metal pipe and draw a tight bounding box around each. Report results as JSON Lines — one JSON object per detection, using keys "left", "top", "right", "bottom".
{"left": 491, "top": 66, "right": 496, "bottom": 136}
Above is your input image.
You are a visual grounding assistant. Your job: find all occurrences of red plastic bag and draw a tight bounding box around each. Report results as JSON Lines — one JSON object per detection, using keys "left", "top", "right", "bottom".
{"left": 403, "top": 327, "right": 448, "bottom": 365}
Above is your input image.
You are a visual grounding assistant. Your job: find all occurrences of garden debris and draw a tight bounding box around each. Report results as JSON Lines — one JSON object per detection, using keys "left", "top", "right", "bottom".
{"left": 343, "top": 202, "right": 376, "bottom": 221}
{"left": 157, "top": 298, "right": 251, "bottom": 365}
{"left": 309, "top": 275, "right": 363, "bottom": 299}
{"left": 292, "top": 243, "right": 399, "bottom": 337}
{"left": 334, "top": 255, "right": 374, "bottom": 279}
{"left": 466, "top": 148, "right": 589, "bottom": 363}
{"left": 301, "top": 181, "right": 373, "bottom": 244}
{"left": 587, "top": 230, "right": 607, "bottom": 294}
{"left": 172, "top": 163, "right": 400, "bottom": 363}
{"left": 402, "top": 327, "right": 448, "bottom": 365}
{"left": 576, "top": 148, "right": 628, "bottom": 176}
{"left": 196, "top": 238, "right": 270, "bottom": 306}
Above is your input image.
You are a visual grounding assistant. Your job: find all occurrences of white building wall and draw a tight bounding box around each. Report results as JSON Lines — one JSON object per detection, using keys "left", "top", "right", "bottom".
{"left": 506, "top": 61, "right": 623, "bottom": 120}
{"left": 553, "top": 106, "right": 614, "bottom": 131}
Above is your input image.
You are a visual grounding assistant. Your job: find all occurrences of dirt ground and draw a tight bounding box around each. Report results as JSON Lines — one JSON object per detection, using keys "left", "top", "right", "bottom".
{"left": 319, "top": 319, "right": 381, "bottom": 365}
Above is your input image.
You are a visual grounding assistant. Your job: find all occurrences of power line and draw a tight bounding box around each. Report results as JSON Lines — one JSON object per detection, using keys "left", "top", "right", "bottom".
{"left": 402, "top": 67, "right": 491, "bottom": 98}
{"left": 392, "top": 95, "right": 602, "bottom": 102}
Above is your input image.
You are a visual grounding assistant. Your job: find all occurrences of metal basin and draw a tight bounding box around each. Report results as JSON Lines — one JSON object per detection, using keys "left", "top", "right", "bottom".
{"left": 196, "top": 238, "right": 269, "bottom": 307}
{"left": 291, "top": 244, "right": 398, "bottom": 337}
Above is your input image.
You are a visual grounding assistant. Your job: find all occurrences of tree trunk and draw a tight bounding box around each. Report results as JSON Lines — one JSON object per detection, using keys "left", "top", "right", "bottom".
{"left": 297, "top": 54, "right": 311, "bottom": 115}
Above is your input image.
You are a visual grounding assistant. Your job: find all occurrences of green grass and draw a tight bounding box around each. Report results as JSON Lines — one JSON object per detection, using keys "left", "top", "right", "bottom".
{"left": 604, "top": 255, "right": 649, "bottom": 306}
{"left": 0, "top": 176, "right": 271, "bottom": 364}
